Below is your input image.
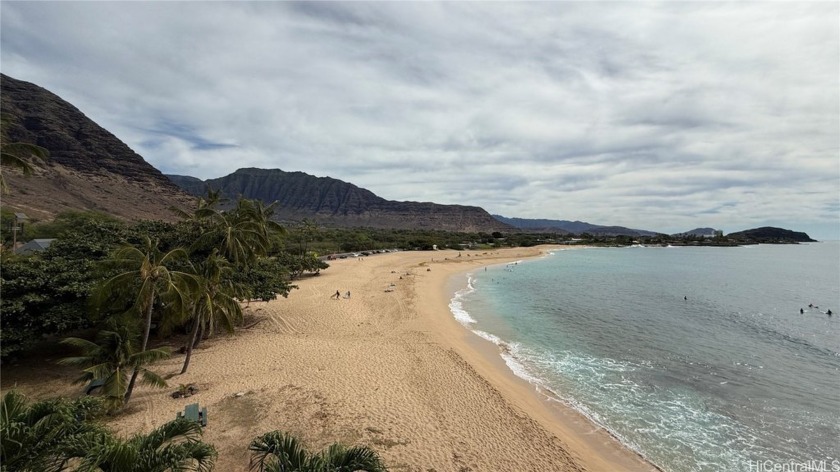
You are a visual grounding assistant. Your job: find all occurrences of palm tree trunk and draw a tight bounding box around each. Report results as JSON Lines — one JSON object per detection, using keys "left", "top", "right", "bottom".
{"left": 125, "top": 369, "right": 139, "bottom": 404}
{"left": 128, "top": 292, "right": 155, "bottom": 404}
{"left": 193, "top": 322, "right": 205, "bottom": 348}
{"left": 181, "top": 316, "right": 201, "bottom": 374}
{"left": 141, "top": 292, "right": 155, "bottom": 351}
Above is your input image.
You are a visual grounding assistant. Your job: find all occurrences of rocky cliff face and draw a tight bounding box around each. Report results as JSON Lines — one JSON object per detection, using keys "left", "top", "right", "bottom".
{"left": 1, "top": 74, "right": 193, "bottom": 221}
{"left": 167, "top": 168, "right": 513, "bottom": 233}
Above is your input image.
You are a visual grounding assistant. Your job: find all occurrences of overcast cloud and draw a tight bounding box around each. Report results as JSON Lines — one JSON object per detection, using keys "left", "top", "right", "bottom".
{"left": 2, "top": 1, "right": 837, "bottom": 238}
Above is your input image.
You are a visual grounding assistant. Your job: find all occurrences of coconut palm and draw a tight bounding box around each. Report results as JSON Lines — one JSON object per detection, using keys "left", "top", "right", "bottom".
{"left": 59, "top": 323, "right": 170, "bottom": 407}
{"left": 199, "top": 207, "right": 266, "bottom": 266}
{"left": 60, "top": 417, "right": 216, "bottom": 472}
{"left": 180, "top": 249, "right": 243, "bottom": 374}
{"left": 94, "top": 238, "right": 198, "bottom": 402}
{"left": 170, "top": 188, "right": 225, "bottom": 222}
{"left": 96, "top": 236, "right": 198, "bottom": 353}
{"left": 1, "top": 392, "right": 214, "bottom": 472}
{"left": 249, "top": 431, "right": 386, "bottom": 472}
{"left": 191, "top": 197, "right": 286, "bottom": 267}
{"left": 0, "top": 390, "right": 106, "bottom": 471}
{"left": 239, "top": 198, "right": 286, "bottom": 243}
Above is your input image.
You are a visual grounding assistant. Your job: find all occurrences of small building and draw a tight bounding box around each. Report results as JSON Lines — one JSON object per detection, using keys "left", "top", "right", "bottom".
{"left": 17, "top": 238, "right": 56, "bottom": 255}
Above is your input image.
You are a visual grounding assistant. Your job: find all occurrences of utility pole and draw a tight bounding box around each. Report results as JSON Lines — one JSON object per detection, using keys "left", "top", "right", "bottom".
{"left": 11, "top": 212, "right": 28, "bottom": 254}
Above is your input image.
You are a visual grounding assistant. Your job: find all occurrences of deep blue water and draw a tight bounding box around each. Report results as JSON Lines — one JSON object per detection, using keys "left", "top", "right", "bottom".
{"left": 450, "top": 243, "right": 840, "bottom": 472}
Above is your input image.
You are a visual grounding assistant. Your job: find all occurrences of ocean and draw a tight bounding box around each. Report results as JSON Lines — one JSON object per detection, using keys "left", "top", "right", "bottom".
{"left": 449, "top": 242, "right": 840, "bottom": 472}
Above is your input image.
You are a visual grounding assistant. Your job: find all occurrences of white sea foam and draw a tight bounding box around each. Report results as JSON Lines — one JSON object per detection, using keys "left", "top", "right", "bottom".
{"left": 471, "top": 329, "right": 503, "bottom": 345}
{"left": 453, "top": 304, "right": 752, "bottom": 470}
{"left": 449, "top": 275, "right": 477, "bottom": 325}
{"left": 449, "top": 298, "right": 476, "bottom": 325}
{"left": 498, "top": 346, "right": 544, "bottom": 386}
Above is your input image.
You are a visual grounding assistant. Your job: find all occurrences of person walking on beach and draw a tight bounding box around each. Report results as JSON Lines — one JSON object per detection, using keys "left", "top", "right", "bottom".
{"left": 332, "top": 290, "right": 340, "bottom": 300}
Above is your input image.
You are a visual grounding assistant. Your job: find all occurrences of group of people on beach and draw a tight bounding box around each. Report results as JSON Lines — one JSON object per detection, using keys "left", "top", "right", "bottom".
{"left": 331, "top": 290, "right": 351, "bottom": 300}
{"left": 800, "top": 303, "right": 831, "bottom": 315}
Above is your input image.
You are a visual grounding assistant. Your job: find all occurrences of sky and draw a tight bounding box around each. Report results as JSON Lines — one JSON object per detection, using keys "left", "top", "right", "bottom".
{"left": 1, "top": 2, "right": 838, "bottom": 239}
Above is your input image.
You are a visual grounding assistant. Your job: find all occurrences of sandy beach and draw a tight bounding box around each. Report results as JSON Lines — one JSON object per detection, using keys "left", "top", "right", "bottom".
{"left": 3, "top": 247, "right": 657, "bottom": 471}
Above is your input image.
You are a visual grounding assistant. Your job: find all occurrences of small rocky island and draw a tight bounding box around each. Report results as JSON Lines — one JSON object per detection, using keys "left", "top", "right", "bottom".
{"left": 726, "top": 227, "right": 817, "bottom": 244}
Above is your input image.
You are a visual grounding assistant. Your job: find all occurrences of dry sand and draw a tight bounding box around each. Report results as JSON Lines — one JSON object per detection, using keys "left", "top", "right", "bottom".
{"left": 3, "top": 247, "right": 658, "bottom": 471}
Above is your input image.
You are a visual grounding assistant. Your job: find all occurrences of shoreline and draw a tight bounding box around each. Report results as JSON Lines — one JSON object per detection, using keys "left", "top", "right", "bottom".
{"left": 1, "top": 246, "right": 657, "bottom": 471}
{"left": 437, "top": 249, "right": 662, "bottom": 472}
{"left": 422, "top": 248, "right": 659, "bottom": 472}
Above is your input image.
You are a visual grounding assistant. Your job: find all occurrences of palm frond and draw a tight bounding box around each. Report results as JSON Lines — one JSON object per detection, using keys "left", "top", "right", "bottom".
{"left": 249, "top": 431, "right": 309, "bottom": 472}
{"left": 130, "top": 347, "right": 171, "bottom": 365}
{"left": 315, "top": 444, "right": 386, "bottom": 472}
{"left": 2, "top": 142, "right": 49, "bottom": 160}
{"left": 136, "top": 418, "right": 203, "bottom": 451}
{"left": 1, "top": 151, "right": 35, "bottom": 175}
{"left": 59, "top": 336, "right": 101, "bottom": 351}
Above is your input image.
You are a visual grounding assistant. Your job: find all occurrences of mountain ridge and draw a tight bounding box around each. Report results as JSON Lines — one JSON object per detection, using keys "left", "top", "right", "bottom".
{"left": 166, "top": 168, "right": 513, "bottom": 232}
{"left": 0, "top": 74, "right": 193, "bottom": 222}
{"left": 492, "top": 215, "right": 659, "bottom": 237}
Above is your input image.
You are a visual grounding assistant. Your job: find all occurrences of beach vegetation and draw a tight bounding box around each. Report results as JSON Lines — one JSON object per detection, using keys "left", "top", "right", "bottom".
{"left": 229, "top": 256, "right": 297, "bottom": 302}
{"left": 0, "top": 390, "right": 216, "bottom": 471}
{"left": 0, "top": 390, "right": 107, "bottom": 471}
{"left": 249, "top": 430, "right": 386, "bottom": 472}
{"left": 94, "top": 237, "right": 198, "bottom": 352}
{"left": 58, "top": 321, "right": 171, "bottom": 408}
{"left": 0, "top": 197, "right": 297, "bottom": 362}
{"left": 189, "top": 197, "right": 278, "bottom": 267}
{"left": 180, "top": 250, "right": 243, "bottom": 374}
{"left": 62, "top": 417, "right": 217, "bottom": 472}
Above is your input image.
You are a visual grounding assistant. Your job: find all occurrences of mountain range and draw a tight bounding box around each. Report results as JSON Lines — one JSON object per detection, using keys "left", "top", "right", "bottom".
{"left": 166, "top": 169, "right": 511, "bottom": 232}
{"left": 491, "top": 215, "right": 660, "bottom": 237}
{"left": 0, "top": 74, "right": 816, "bottom": 241}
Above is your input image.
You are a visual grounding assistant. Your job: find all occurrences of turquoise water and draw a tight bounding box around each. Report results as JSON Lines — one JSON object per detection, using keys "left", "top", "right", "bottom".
{"left": 450, "top": 243, "right": 840, "bottom": 472}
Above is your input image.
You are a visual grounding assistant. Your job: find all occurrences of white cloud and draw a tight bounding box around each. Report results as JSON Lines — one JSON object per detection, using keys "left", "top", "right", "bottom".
{"left": 1, "top": 1, "right": 837, "bottom": 238}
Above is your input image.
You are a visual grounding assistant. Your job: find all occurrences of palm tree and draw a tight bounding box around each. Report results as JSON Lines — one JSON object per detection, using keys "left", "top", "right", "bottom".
{"left": 96, "top": 236, "right": 198, "bottom": 353}
{"left": 240, "top": 198, "right": 286, "bottom": 243}
{"left": 1, "top": 390, "right": 107, "bottom": 471}
{"left": 59, "top": 323, "right": 170, "bottom": 407}
{"left": 191, "top": 197, "right": 285, "bottom": 267}
{"left": 1, "top": 392, "right": 214, "bottom": 472}
{"left": 61, "top": 418, "right": 216, "bottom": 472}
{"left": 170, "top": 188, "right": 225, "bottom": 222}
{"left": 249, "top": 431, "right": 386, "bottom": 472}
{"left": 94, "top": 237, "right": 198, "bottom": 402}
{"left": 193, "top": 207, "right": 263, "bottom": 266}
{"left": 181, "top": 250, "right": 244, "bottom": 374}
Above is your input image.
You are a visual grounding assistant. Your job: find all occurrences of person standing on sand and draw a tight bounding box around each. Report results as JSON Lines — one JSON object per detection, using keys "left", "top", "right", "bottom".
{"left": 333, "top": 290, "right": 340, "bottom": 300}
{"left": 346, "top": 291, "right": 351, "bottom": 299}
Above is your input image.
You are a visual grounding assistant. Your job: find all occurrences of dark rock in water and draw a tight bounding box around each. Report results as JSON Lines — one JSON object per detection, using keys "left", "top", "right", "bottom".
{"left": 167, "top": 168, "right": 513, "bottom": 232}
{"left": 1, "top": 74, "right": 193, "bottom": 221}
{"left": 726, "top": 227, "right": 817, "bottom": 243}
